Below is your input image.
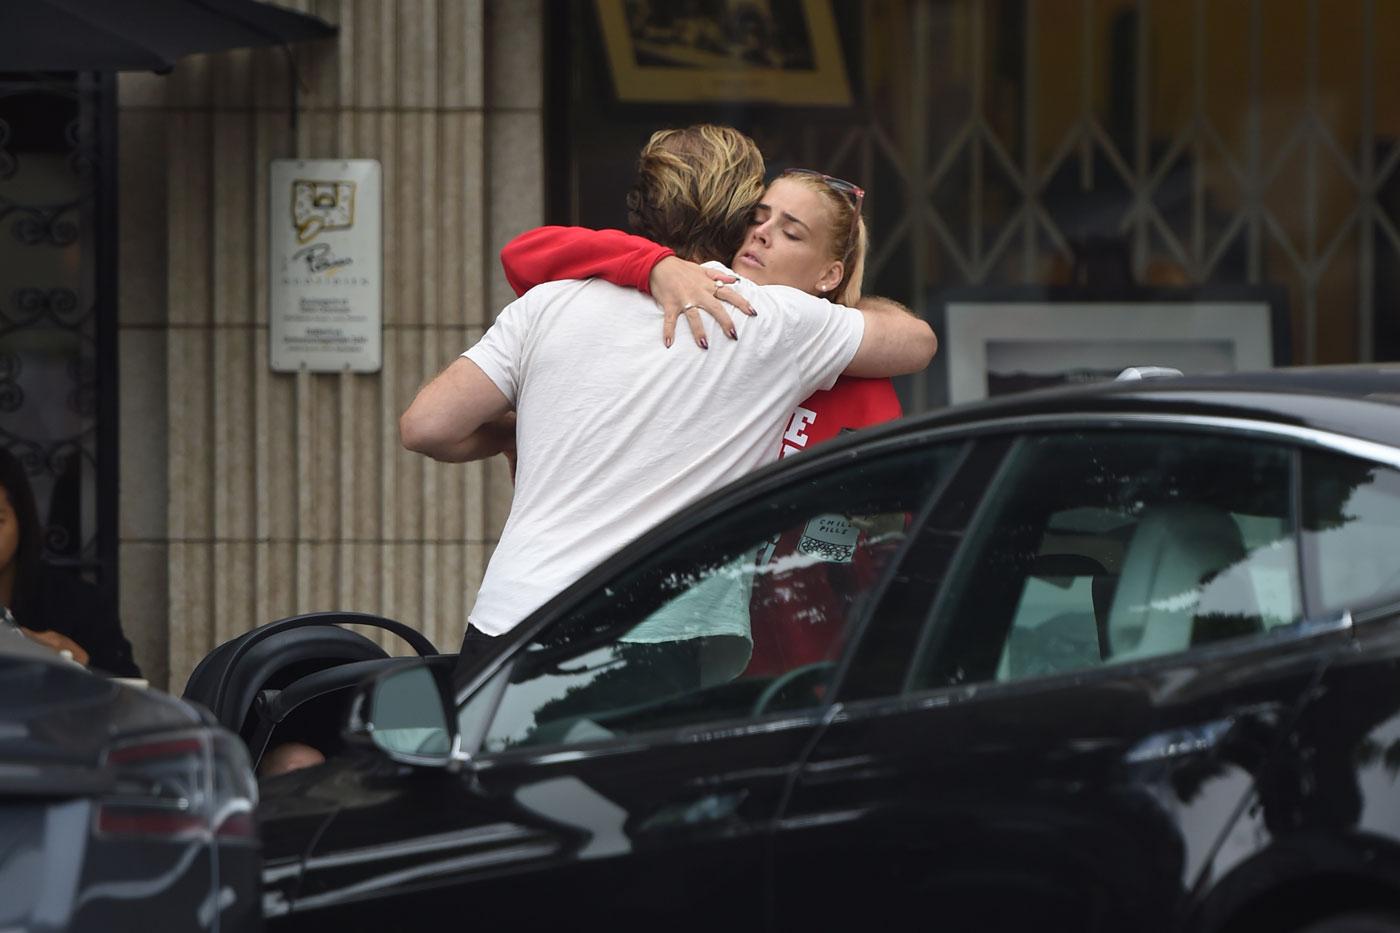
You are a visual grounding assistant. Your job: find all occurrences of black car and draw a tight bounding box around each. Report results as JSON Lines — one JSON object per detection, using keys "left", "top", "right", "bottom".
{"left": 0, "top": 625, "right": 260, "bottom": 932}
{"left": 249, "top": 366, "right": 1400, "bottom": 932}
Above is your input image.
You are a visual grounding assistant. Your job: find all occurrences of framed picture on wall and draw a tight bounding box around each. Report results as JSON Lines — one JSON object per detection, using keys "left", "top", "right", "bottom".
{"left": 925, "top": 286, "right": 1290, "bottom": 407}
{"left": 595, "top": 0, "right": 852, "bottom": 105}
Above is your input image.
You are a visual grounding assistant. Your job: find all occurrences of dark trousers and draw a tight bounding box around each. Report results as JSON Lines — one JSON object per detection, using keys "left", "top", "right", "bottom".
{"left": 454, "top": 625, "right": 501, "bottom": 680}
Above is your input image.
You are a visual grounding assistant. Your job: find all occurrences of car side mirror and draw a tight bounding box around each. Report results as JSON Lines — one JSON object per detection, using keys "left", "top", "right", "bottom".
{"left": 347, "top": 662, "right": 462, "bottom": 769}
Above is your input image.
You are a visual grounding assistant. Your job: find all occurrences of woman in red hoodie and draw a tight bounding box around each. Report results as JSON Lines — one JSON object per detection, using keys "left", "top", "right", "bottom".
{"left": 500, "top": 167, "right": 925, "bottom": 676}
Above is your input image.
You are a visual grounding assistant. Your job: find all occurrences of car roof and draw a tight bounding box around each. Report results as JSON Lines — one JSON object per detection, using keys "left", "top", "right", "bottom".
{"left": 881, "top": 365, "right": 1400, "bottom": 450}
{"left": 458, "top": 365, "right": 1400, "bottom": 700}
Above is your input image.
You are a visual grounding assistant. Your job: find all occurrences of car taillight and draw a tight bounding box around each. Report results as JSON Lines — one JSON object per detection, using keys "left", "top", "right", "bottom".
{"left": 96, "top": 806, "right": 208, "bottom": 837}
{"left": 97, "top": 729, "right": 257, "bottom": 841}
{"left": 215, "top": 810, "right": 256, "bottom": 839}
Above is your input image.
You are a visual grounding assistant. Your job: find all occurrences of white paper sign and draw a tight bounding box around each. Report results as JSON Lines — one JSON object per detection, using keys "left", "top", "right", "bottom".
{"left": 269, "top": 159, "right": 382, "bottom": 372}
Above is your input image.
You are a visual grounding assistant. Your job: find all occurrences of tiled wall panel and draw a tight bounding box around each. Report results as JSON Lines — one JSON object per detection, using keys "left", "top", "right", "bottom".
{"left": 118, "top": 0, "right": 529, "bottom": 689}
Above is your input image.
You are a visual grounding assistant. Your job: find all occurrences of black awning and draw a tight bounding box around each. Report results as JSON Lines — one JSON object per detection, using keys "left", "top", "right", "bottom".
{"left": 0, "top": 0, "right": 337, "bottom": 73}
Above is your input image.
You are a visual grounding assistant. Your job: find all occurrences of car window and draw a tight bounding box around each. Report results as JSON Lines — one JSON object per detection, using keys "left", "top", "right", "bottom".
{"left": 1302, "top": 450, "right": 1400, "bottom": 614}
{"left": 469, "top": 445, "right": 963, "bottom": 754}
{"left": 910, "top": 431, "right": 1302, "bottom": 691}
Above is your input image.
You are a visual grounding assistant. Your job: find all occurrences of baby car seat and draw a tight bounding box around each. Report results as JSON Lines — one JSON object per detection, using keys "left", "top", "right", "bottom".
{"left": 182, "top": 611, "right": 439, "bottom": 767}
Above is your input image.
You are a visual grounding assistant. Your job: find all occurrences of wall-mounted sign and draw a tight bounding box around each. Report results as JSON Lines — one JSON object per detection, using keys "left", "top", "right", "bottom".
{"left": 269, "top": 159, "right": 382, "bottom": 372}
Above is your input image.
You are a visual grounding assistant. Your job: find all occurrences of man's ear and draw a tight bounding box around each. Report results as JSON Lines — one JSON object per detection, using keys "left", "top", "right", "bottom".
{"left": 815, "top": 259, "right": 844, "bottom": 296}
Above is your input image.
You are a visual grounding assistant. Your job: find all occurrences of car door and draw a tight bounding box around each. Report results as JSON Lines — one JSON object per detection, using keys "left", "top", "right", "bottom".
{"left": 774, "top": 425, "right": 1356, "bottom": 933}
{"left": 278, "top": 440, "right": 963, "bottom": 931}
{"left": 1184, "top": 445, "right": 1400, "bottom": 925}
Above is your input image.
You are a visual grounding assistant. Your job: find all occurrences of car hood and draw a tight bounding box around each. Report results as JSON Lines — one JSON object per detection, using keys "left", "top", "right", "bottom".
{"left": 0, "top": 632, "right": 203, "bottom": 794}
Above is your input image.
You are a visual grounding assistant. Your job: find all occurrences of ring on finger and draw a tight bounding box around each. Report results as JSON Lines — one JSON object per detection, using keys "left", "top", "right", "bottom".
{"left": 681, "top": 302, "right": 699, "bottom": 311}
{"left": 712, "top": 280, "right": 724, "bottom": 293}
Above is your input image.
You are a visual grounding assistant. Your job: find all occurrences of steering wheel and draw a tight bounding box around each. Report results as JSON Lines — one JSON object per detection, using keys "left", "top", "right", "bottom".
{"left": 750, "top": 661, "right": 837, "bottom": 717}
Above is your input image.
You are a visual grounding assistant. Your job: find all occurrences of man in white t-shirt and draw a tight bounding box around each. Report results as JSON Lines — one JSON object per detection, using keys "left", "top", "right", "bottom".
{"left": 400, "top": 125, "right": 935, "bottom": 670}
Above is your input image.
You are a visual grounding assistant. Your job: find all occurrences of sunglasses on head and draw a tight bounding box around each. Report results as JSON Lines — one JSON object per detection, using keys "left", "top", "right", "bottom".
{"left": 780, "top": 168, "right": 865, "bottom": 254}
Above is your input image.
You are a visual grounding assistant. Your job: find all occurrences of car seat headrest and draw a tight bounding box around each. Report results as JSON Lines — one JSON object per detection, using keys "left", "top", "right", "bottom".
{"left": 1107, "top": 502, "right": 1249, "bottom": 660}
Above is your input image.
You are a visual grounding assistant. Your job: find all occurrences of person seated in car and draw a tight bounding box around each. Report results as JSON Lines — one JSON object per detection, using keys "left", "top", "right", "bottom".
{"left": 260, "top": 740, "right": 325, "bottom": 778}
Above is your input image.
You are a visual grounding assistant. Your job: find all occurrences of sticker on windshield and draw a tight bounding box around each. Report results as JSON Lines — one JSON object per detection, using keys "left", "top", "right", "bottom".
{"left": 798, "top": 514, "right": 858, "bottom": 563}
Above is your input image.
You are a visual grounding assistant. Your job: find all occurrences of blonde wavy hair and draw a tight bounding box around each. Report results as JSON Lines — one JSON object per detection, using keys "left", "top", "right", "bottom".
{"left": 780, "top": 171, "right": 868, "bottom": 305}
{"left": 626, "top": 124, "right": 766, "bottom": 263}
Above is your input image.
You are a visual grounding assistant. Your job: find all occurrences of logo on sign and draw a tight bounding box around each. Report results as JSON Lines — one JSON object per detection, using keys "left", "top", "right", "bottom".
{"left": 292, "top": 179, "right": 357, "bottom": 243}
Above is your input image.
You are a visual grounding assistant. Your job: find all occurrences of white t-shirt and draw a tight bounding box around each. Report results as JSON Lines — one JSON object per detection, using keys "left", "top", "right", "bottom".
{"left": 462, "top": 263, "right": 865, "bottom": 637}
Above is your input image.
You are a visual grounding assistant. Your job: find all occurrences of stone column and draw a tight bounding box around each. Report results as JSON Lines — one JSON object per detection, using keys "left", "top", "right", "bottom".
{"left": 116, "top": 0, "right": 542, "bottom": 690}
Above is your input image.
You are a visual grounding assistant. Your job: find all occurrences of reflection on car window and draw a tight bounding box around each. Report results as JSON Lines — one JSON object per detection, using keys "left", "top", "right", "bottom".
{"left": 911, "top": 432, "right": 1301, "bottom": 691}
{"left": 475, "top": 446, "right": 962, "bottom": 753}
{"left": 1303, "top": 451, "right": 1400, "bottom": 613}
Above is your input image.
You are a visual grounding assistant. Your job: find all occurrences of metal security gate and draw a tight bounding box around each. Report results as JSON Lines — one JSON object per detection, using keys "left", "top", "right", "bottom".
{"left": 791, "top": 0, "right": 1398, "bottom": 408}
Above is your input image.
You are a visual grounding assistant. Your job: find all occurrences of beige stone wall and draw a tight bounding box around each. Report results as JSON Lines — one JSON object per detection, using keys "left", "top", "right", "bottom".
{"left": 116, "top": 0, "right": 541, "bottom": 691}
